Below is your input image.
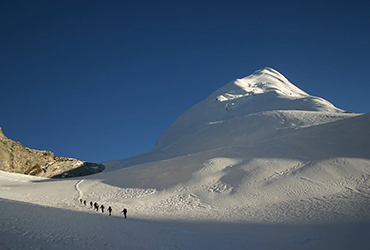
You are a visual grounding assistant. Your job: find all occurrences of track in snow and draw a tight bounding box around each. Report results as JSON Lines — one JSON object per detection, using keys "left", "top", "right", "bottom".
{"left": 75, "top": 180, "right": 84, "bottom": 201}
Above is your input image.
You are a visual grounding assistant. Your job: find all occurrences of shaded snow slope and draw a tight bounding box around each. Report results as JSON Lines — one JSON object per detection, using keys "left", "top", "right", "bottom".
{"left": 1, "top": 197, "right": 370, "bottom": 250}
{"left": 154, "top": 67, "right": 345, "bottom": 152}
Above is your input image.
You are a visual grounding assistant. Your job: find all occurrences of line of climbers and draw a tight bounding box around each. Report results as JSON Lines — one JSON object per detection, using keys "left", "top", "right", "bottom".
{"left": 79, "top": 198, "right": 127, "bottom": 218}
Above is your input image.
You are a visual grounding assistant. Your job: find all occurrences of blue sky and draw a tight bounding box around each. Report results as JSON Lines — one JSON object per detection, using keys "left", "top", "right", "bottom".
{"left": 1, "top": 0, "right": 369, "bottom": 162}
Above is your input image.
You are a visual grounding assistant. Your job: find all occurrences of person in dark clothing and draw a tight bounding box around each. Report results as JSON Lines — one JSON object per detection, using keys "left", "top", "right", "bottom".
{"left": 94, "top": 202, "right": 99, "bottom": 211}
{"left": 79, "top": 198, "right": 83, "bottom": 204}
{"left": 83, "top": 200, "right": 87, "bottom": 206}
{"left": 107, "top": 206, "right": 112, "bottom": 216}
{"left": 90, "top": 201, "right": 93, "bottom": 208}
{"left": 100, "top": 205, "right": 105, "bottom": 213}
{"left": 122, "top": 208, "right": 127, "bottom": 218}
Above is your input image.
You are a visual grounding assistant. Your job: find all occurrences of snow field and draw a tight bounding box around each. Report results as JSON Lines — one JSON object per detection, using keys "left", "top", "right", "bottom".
{"left": 1, "top": 111, "right": 369, "bottom": 249}
{"left": 1, "top": 68, "right": 370, "bottom": 249}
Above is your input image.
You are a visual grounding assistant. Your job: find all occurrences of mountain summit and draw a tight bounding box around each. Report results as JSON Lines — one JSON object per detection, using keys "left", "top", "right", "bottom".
{"left": 211, "top": 67, "right": 309, "bottom": 100}
{"left": 179, "top": 67, "right": 343, "bottom": 125}
{"left": 154, "top": 67, "right": 346, "bottom": 153}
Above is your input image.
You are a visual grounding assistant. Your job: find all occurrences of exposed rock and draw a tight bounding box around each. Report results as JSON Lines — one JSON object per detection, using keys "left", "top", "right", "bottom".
{"left": 42, "top": 157, "right": 105, "bottom": 178}
{"left": 0, "top": 127, "right": 105, "bottom": 178}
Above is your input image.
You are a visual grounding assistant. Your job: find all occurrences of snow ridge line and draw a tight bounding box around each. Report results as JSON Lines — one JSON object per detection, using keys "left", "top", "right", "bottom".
{"left": 75, "top": 179, "right": 84, "bottom": 200}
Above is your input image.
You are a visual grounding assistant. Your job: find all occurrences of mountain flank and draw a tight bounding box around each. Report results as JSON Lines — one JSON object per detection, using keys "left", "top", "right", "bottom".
{"left": 0, "top": 127, "right": 104, "bottom": 178}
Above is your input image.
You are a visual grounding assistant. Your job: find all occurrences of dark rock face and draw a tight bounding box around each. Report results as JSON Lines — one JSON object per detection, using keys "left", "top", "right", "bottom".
{"left": 0, "top": 127, "right": 104, "bottom": 178}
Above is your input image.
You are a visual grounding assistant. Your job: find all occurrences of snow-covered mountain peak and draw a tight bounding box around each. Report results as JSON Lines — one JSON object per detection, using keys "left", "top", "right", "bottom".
{"left": 248, "top": 67, "right": 289, "bottom": 82}
{"left": 154, "top": 67, "right": 346, "bottom": 153}
{"left": 198, "top": 67, "right": 344, "bottom": 121}
{"left": 210, "top": 67, "right": 309, "bottom": 104}
{"left": 252, "top": 67, "right": 287, "bottom": 79}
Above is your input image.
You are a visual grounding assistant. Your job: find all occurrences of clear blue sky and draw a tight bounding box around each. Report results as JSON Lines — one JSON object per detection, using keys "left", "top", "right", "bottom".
{"left": 1, "top": 0, "right": 369, "bottom": 162}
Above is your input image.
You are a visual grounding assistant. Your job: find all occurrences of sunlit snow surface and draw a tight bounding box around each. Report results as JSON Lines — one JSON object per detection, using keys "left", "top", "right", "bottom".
{"left": 1, "top": 68, "right": 370, "bottom": 249}
{"left": 154, "top": 67, "right": 344, "bottom": 152}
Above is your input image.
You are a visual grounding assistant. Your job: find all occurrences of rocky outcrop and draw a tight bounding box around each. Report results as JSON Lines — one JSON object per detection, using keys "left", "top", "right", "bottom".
{"left": 40, "top": 157, "right": 105, "bottom": 178}
{"left": 0, "top": 127, "right": 105, "bottom": 178}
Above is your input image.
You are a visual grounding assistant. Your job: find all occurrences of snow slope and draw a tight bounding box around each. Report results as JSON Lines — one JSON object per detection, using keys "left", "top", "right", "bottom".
{"left": 1, "top": 68, "right": 370, "bottom": 249}
{"left": 154, "top": 67, "right": 345, "bottom": 153}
